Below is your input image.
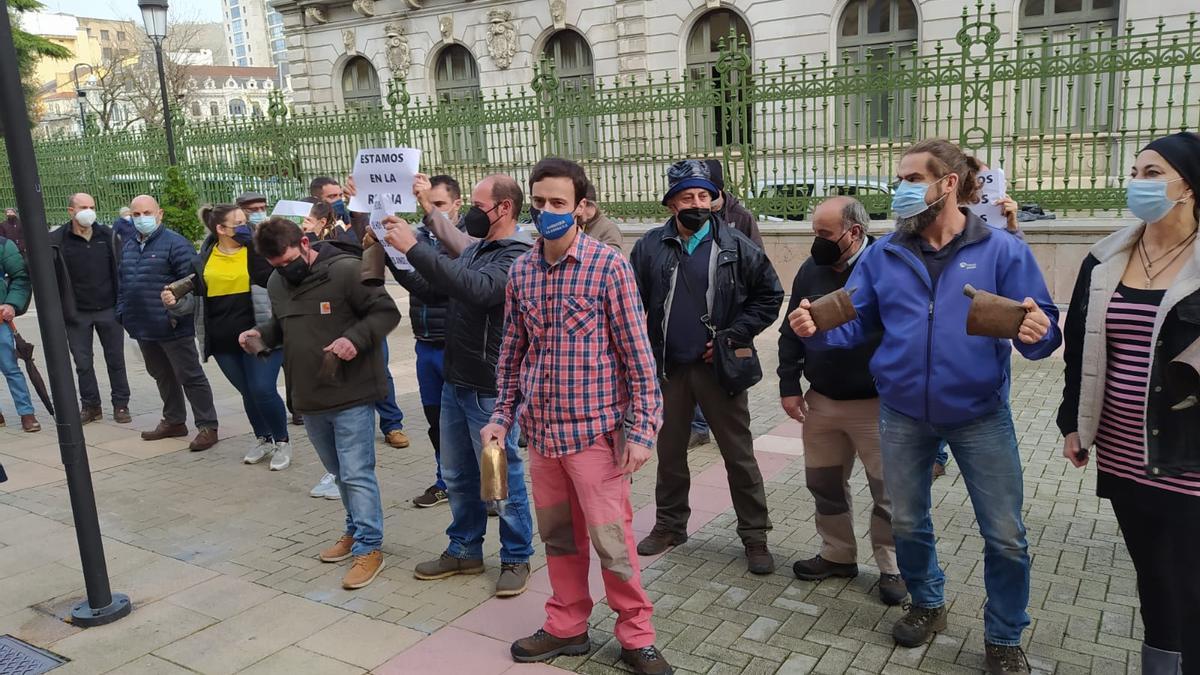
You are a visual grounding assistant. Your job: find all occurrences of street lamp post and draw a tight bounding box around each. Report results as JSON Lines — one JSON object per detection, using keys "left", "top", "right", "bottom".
{"left": 138, "top": 0, "right": 176, "bottom": 165}
{"left": 71, "top": 63, "right": 93, "bottom": 134}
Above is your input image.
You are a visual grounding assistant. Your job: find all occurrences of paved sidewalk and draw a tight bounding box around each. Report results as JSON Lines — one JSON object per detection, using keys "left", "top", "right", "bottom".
{"left": 0, "top": 291, "right": 1140, "bottom": 674}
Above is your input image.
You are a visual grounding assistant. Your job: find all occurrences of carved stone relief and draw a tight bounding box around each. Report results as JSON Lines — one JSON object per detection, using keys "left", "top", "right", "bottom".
{"left": 550, "top": 0, "right": 566, "bottom": 29}
{"left": 304, "top": 6, "right": 328, "bottom": 24}
{"left": 439, "top": 15, "right": 454, "bottom": 42}
{"left": 342, "top": 28, "right": 355, "bottom": 54}
{"left": 384, "top": 22, "right": 411, "bottom": 80}
{"left": 485, "top": 8, "right": 518, "bottom": 70}
{"left": 352, "top": 0, "right": 375, "bottom": 17}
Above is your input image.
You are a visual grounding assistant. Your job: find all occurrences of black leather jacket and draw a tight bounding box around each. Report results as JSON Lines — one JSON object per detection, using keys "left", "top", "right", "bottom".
{"left": 629, "top": 213, "right": 783, "bottom": 380}
{"left": 389, "top": 221, "right": 463, "bottom": 344}
{"left": 399, "top": 229, "right": 533, "bottom": 394}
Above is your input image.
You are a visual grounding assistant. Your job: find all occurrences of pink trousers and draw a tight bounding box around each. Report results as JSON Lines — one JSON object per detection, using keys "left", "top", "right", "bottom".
{"left": 529, "top": 437, "right": 656, "bottom": 649}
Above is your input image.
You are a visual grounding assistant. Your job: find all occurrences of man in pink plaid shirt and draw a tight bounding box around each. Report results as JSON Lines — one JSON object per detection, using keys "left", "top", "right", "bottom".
{"left": 482, "top": 158, "right": 672, "bottom": 675}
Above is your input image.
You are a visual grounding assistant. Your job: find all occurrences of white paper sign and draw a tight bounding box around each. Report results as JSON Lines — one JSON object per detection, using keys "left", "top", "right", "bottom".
{"left": 368, "top": 200, "right": 412, "bottom": 271}
{"left": 271, "top": 200, "right": 315, "bottom": 219}
{"left": 968, "top": 169, "right": 1007, "bottom": 226}
{"left": 348, "top": 147, "right": 421, "bottom": 214}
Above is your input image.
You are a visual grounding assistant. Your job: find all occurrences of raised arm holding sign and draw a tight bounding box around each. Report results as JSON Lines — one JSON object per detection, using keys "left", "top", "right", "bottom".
{"left": 347, "top": 147, "right": 422, "bottom": 213}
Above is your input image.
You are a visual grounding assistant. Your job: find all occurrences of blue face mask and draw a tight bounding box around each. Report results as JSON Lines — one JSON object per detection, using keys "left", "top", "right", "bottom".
{"left": 233, "top": 225, "right": 254, "bottom": 246}
{"left": 332, "top": 199, "right": 350, "bottom": 222}
{"left": 247, "top": 211, "right": 267, "bottom": 226}
{"left": 890, "top": 177, "right": 948, "bottom": 219}
{"left": 1127, "top": 178, "right": 1187, "bottom": 224}
{"left": 133, "top": 215, "right": 158, "bottom": 236}
{"left": 530, "top": 206, "right": 576, "bottom": 241}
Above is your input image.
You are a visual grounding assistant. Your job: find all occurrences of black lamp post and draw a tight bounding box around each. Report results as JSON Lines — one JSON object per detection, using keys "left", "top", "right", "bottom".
{"left": 138, "top": 0, "right": 176, "bottom": 165}
{"left": 71, "top": 63, "right": 92, "bottom": 134}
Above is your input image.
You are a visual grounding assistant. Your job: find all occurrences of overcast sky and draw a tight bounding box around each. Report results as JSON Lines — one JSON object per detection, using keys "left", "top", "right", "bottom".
{"left": 38, "top": 0, "right": 222, "bottom": 24}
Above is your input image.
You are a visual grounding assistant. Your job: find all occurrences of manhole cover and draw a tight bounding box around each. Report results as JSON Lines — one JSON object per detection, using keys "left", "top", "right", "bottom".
{"left": 0, "top": 635, "right": 66, "bottom": 674}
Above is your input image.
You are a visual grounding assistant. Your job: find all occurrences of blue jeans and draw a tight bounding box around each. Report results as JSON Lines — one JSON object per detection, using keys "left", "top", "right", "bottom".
{"left": 304, "top": 404, "right": 384, "bottom": 556}
{"left": 0, "top": 323, "right": 34, "bottom": 416}
{"left": 934, "top": 442, "right": 950, "bottom": 467}
{"left": 691, "top": 405, "right": 708, "bottom": 434}
{"left": 213, "top": 350, "right": 288, "bottom": 442}
{"left": 376, "top": 340, "right": 404, "bottom": 434}
{"left": 415, "top": 340, "right": 446, "bottom": 490}
{"left": 879, "top": 402, "right": 1030, "bottom": 646}
{"left": 440, "top": 383, "right": 533, "bottom": 564}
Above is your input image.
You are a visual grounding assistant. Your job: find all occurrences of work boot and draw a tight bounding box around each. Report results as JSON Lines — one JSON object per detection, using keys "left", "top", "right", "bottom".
{"left": 21, "top": 415, "right": 40, "bottom": 433}
{"left": 510, "top": 629, "right": 591, "bottom": 663}
{"left": 385, "top": 430, "right": 410, "bottom": 448}
{"left": 291, "top": 412, "right": 303, "bottom": 426}
{"left": 414, "top": 552, "right": 484, "bottom": 580}
{"left": 984, "top": 644, "right": 1031, "bottom": 674}
{"left": 636, "top": 528, "right": 686, "bottom": 557}
{"left": 142, "top": 420, "right": 187, "bottom": 441}
{"left": 243, "top": 437, "right": 275, "bottom": 465}
{"left": 269, "top": 441, "right": 292, "bottom": 471}
{"left": 878, "top": 573, "right": 908, "bottom": 606}
{"left": 687, "top": 431, "right": 710, "bottom": 448}
{"left": 621, "top": 646, "right": 675, "bottom": 675}
{"left": 189, "top": 427, "right": 218, "bottom": 452}
{"left": 892, "top": 604, "right": 948, "bottom": 647}
{"left": 342, "top": 550, "right": 385, "bottom": 589}
{"left": 792, "top": 555, "right": 859, "bottom": 581}
{"left": 496, "top": 562, "right": 530, "bottom": 597}
{"left": 319, "top": 534, "right": 355, "bottom": 563}
{"left": 745, "top": 543, "right": 776, "bottom": 575}
{"left": 80, "top": 405, "right": 103, "bottom": 424}
{"left": 113, "top": 406, "right": 132, "bottom": 424}
{"left": 412, "top": 485, "right": 449, "bottom": 508}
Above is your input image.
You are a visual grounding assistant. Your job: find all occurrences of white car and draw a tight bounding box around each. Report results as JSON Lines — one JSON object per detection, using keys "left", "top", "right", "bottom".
{"left": 754, "top": 177, "right": 893, "bottom": 221}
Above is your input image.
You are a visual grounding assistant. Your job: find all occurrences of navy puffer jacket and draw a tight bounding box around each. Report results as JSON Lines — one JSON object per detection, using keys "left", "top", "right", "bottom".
{"left": 116, "top": 225, "right": 198, "bottom": 341}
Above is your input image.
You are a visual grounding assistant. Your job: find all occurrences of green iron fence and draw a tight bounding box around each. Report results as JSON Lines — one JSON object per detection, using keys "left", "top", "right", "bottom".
{"left": 6, "top": 2, "right": 1200, "bottom": 225}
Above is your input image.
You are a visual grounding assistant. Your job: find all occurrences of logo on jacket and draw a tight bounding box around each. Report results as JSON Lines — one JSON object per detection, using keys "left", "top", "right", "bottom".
{"left": 959, "top": 262, "right": 977, "bottom": 270}
{"left": 320, "top": 302, "right": 331, "bottom": 315}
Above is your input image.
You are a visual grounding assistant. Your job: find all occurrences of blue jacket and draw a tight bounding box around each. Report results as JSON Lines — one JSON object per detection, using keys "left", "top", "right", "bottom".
{"left": 116, "top": 225, "right": 198, "bottom": 341}
{"left": 805, "top": 211, "right": 1061, "bottom": 425}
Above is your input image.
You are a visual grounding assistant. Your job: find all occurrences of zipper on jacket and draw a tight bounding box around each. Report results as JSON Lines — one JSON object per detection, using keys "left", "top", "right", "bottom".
{"left": 925, "top": 297, "right": 935, "bottom": 422}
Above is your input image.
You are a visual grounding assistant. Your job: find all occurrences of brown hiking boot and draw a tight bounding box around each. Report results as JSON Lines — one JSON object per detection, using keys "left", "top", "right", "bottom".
{"left": 189, "top": 427, "right": 218, "bottom": 452}
{"left": 80, "top": 405, "right": 103, "bottom": 424}
{"left": 933, "top": 462, "right": 947, "bottom": 479}
{"left": 385, "top": 430, "right": 410, "bottom": 448}
{"left": 985, "top": 643, "right": 1031, "bottom": 674}
{"left": 20, "top": 415, "right": 40, "bottom": 433}
{"left": 745, "top": 543, "right": 776, "bottom": 575}
{"left": 892, "top": 603, "right": 948, "bottom": 647}
{"left": 113, "top": 406, "right": 132, "bottom": 424}
{"left": 792, "top": 555, "right": 859, "bottom": 581}
{"left": 496, "top": 562, "right": 530, "bottom": 597}
{"left": 510, "top": 629, "right": 591, "bottom": 663}
{"left": 142, "top": 420, "right": 188, "bottom": 441}
{"left": 636, "top": 528, "right": 686, "bottom": 557}
{"left": 414, "top": 552, "right": 484, "bottom": 580}
{"left": 878, "top": 573, "right": 908, "bottom": 606}
{"left": 319, "top": 534, "right": 355, "bottom": 562}
{"left": 621, "top": 646, "right": 674, "bottom": 674}
{"left": 342, "top": 550, "right": 385, "bottom": 589}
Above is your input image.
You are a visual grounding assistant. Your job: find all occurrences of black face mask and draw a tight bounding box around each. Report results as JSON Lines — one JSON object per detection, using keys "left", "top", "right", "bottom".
{"left": 463, "top": 204, "right": 499, "bottom": 239}
{"left": 277, "top": 255, "right": 310, "bottom": 285}
{"left": 675, "top": 207, "right": 710, "bottom": 233}
{"left": 810, "top": 229, "right": 852, "bottom": 266}
{"left": 4, "top": 216, "right": 15, "bottom": 224}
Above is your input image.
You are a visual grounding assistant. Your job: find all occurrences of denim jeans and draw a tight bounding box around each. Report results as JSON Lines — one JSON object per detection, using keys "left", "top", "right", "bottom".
{"left": 375, "top": 340, "right": 405, "bottom": 435}
{"left": 212, "top": 350, "right": 288, "bottom": 442}
{"left": 0, "top": 323, "right": 34, "bottom": 416}
{"left": 934, "top": 442, "right": 950, "bottom": 468}
{"left": 414, "top": 340, "right": 446, "bottom": 490}
{"left": 304, "top": 404, "right": 383, "bottom": 556}
{"left": 690, "top": 405, "right": 708, "bottom": 434}
{"left": 440, "top": 383, "right": 533, "bottom": 564}
{"left": 879, "top": 402, "right": 1030, "bottom": 646}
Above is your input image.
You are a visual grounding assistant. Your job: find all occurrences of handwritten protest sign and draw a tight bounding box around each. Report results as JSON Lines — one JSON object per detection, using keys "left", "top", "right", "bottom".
{"left": 368, "top": 200, "right": 412, "bottom": 271}
{"left": 348, "top": 147, "right": 421, "bottom": 214}
{"left": 968, "top": 169, "right": 1006, "bottom": 226}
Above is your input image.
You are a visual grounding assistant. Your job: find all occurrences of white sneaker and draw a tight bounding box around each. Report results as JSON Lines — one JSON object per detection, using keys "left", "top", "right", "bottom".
{"left": 269, "top": 441, "right": 292, "bottom": 471}
{"left": 310, "top": 472, "right": 340, "bottom": 499}
{"left": 243, "top": 437, "right": 275, "bottom": 465}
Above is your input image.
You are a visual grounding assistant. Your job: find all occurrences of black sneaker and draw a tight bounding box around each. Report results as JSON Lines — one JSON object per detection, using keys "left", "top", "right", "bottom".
{"left": 792, "top": 555, "right": 858, "bottom": 581}
{"left": 878, "top": 573, "right": 908, "bottom": 606}
{"left": 413, "top": 485, "right": 449, "bottom": 508}
{"left": 985, "top": 643, "right": 1031, "bottom": 674}
{"left": 892, "top": 603, "right": 948, "bottom": 647}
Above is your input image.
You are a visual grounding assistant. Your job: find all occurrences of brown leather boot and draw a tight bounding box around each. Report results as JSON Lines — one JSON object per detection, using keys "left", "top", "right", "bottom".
{"left": 342, "top": 551, "right": 385, "bottom": 589}
{"left": 636, "top": 528, "right": 686, "bottom": 557}
{"left": 141, "top": 420, "right": 188, "bottom": 441}
{"left": 189, "top": 427, "right": 218, "bottom": 452}
{"left": 20, "top": 415, "right": 40, "bottom": 433}
{"left": 80, "top": 405, "right": 103, "bottom": 424}
{"left": 511, "top": 629, "right": 591, "bottom": 663}
{"left": 621, "top": 646, "right": 674, "bottom": 674}
{"left": 113, "top": 406, "right": 132, "bottom": 424}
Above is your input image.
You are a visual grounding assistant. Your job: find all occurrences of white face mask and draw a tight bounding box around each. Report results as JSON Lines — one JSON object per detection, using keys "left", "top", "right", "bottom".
{"left": 75, "top": 208, "right": 97, "bottom": 227}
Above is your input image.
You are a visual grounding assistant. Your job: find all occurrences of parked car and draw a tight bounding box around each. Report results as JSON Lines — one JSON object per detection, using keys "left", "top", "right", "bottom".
{"left": 754, "top": 177, "right": 893, "bottom": 221}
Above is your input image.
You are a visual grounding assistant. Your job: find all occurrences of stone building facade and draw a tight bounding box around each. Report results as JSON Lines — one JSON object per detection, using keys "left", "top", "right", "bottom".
{"left": 272, "top": 0, "right": 1197, "bottom": 111}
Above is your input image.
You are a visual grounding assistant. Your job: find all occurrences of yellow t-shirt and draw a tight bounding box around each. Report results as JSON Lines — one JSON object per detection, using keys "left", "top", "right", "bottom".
{"left": 204, "top": 246, "right": 250, "bottom": 297}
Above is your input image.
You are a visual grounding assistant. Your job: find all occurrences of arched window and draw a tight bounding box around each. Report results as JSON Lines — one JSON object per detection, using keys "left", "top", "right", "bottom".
{"left": 190, "top": 101, "right": 202, "bottom": 118}
{"left": 433, "top": 45, "right": 485, "bottom": 163}
{"left": 341, "top": 56, "right": 381, "bottom": 110}
{"left": 252, "top": 101, "right": 264, "bottom": 117}
{"left": 1017, "top": 0, "right": 1119, "bottom": 131}
{"left": 210, "top": 102, "right": 220, "bottom": 117}
{"left": 543, "top": 29, "right": 596, "bottom": 157}
{"left": 229, "top": 98, "right": 246, "bottom": 116}
{"left": 685, "top": 9, "right": 752, "bottom": 152}
{"left": 836, "top": 0, "right": 918, "bottom": 141}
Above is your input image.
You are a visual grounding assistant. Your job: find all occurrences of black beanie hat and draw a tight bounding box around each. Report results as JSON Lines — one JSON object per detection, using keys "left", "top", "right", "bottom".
{"left": 1143, "top": 132, "right": 1200, "bottom": 200}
